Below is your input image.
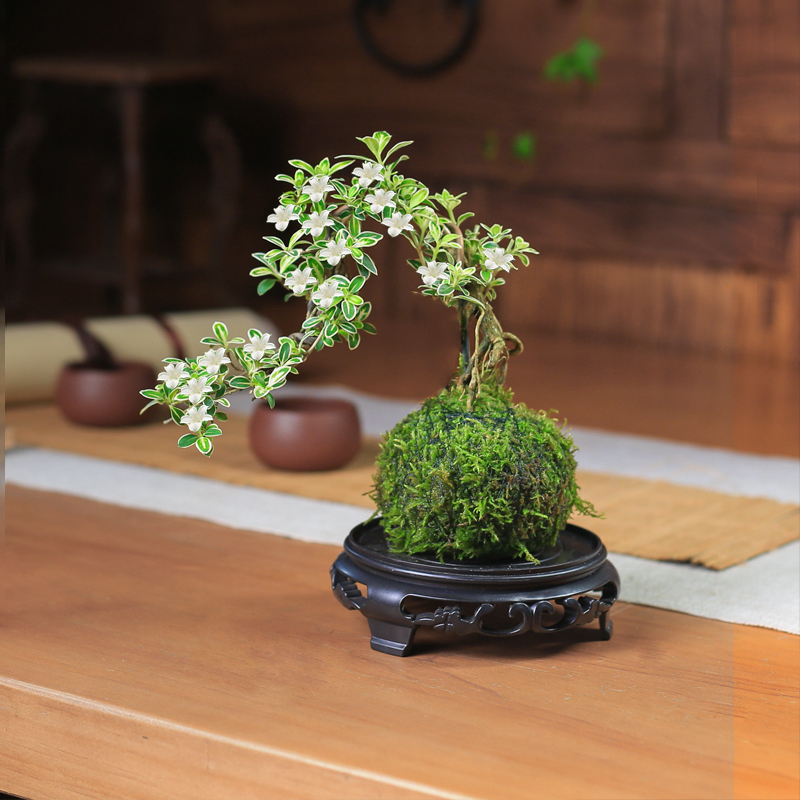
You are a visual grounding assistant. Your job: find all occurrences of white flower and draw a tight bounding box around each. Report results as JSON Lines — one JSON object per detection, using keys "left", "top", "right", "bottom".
{"left": 353, "top": 161, "right": 383, "bottom": 187}
{"left": 284, "top": 266, "right": 317, "bottom": 295}
{"left": 243, "top": 331, "right": 276, "bottom": 362}
{"left": 365, "top": 188, "right": 396, "bottom": 214}
{"left": 417, "top": 261, "right": 449, "bottom": 286}
{"left": 382, "top": 212, "right": 414, "bottom": 237}
{"left": 311, "top": 278, "right": 344, "bottom": 309}
{"left": 157, "top": 361, "right": 188, "bottom": 390}
{"left": 180, "top": 405, "right": 213, "bottom": 433}
{"left": 303, "top": 175, "right": 333, "bottom": 203}
{"left": 198, "top": 348, "right": 231, "bottom": 375}
{"left": 319, "top": 235, "right": 352, "bottom": 266}
{"left": 183, "top": 376, "right": 214, "bottom": 405}
{"left": 484, "top": 247, "right": 514, "bottom": 272}
{"left": 302, "top": 210, "right": 335, "bottom": 238}
{"left": 267, "top": 204, "right": 299, "bottom": 231}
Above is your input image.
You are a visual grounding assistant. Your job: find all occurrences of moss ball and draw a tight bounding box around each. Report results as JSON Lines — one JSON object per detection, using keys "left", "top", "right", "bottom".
{"left": 371, "top": 388, "right": 595, "bottom": 561}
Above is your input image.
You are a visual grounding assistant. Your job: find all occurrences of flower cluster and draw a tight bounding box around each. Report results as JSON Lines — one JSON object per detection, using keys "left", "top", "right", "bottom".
{"left": 143, "top": 131, "right": 538, "bottom": 452}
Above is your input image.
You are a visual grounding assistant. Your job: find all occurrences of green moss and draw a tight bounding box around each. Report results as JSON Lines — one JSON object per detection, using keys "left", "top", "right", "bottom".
{"left": 371, "top": 386, "right": 598, "bottom": 562}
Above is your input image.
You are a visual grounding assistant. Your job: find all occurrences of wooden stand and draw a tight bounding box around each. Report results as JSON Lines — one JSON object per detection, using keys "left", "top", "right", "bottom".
{"left": 332, "top": 519, "right": 620, "bottom": 656}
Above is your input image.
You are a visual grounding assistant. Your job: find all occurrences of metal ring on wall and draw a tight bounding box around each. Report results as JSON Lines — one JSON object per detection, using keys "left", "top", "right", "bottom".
{"left": 352, "top": 0, "right": 481, "bottom": 78}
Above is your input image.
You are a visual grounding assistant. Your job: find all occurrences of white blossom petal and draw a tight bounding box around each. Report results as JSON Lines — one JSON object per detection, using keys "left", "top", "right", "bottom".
{"left": 157, "top": 361, "right": 188, "bottom": 390}
{"left": 303, "top": 175, "right": 333, "bottom": 203}
{"left": 353, "top": 161, "right": 383, "bottom": 188}
{"left": 382, "top": 212, "right": 414, "bottom": 237}
{"left": 483, "top": 248, "right": 514, "bottom": 272}
{"left": 365, "top": 188, "right": 396, "bottom": 214}
{"left": 417, "top": 261, "right": 449, "bottom": 286}
{"left": 311, "top": 279, "right": 345, "bottom": 309}
{"left": 284, "top": 266, "right": 318, "bottom": 295}
{"left": 267, "top": 204, "right": 300, "bottom": 232}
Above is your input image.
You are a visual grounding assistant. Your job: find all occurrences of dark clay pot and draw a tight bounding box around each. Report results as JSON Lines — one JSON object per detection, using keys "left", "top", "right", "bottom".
{"left": 55, "top": 360, "right": 161, "bottom": 427}
{"left": 249, "top": 396, "right": 361, "bottom": 471}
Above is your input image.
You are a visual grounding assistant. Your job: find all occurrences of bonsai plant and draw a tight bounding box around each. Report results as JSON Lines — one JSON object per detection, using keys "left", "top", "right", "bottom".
{"left": 142, "top": 131, "right": 598, "bottom": 562}
{"left": 143, "top": 131, "right": 620, "bottom": 654}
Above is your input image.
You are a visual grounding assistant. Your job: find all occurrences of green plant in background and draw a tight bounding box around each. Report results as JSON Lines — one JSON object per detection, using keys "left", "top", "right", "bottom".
{"left": 544, "top": 0, "right": 604, "bottom": 86}
{"left": 511, "top": 131, "right": 536, "bottom": 161}
{"left": 544, "top": 36, "right": 604, "bottom": 85}
{"left": 143, "top": 131, "right": 598, "bottom": 560}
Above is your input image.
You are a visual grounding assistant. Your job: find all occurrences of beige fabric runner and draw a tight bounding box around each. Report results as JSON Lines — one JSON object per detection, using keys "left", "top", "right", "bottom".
{"left": 7, "top": 404, "right": 798, "bottom": 570}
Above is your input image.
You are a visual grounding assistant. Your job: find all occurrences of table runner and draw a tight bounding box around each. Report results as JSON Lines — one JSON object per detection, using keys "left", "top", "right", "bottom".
{"left": 6, "top": 447, "right": 799, "bottom": 634}
{"left": 7, "top": 402, "right": 799, "bottom": 570}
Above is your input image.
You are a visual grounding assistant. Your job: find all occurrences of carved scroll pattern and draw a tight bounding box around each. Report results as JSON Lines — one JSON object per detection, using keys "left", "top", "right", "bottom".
{"left": 330, "top": 566, "right": 366, "bottom": 611}
{"left": 412, "top": 595, "right": 614, "bottom": 638}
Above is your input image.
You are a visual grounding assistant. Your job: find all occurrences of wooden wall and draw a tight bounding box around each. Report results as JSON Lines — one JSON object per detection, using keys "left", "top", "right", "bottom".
{"left": 202, "top": 0, "right": 798, "bottom": 362}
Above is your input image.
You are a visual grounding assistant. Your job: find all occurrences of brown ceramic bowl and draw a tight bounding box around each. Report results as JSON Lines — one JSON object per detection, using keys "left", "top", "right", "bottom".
{"left": 55, "top": 360, "right": 162, "bottom": 427}
{"left": 249, "top": 396, "right": 361, "bottom": 471}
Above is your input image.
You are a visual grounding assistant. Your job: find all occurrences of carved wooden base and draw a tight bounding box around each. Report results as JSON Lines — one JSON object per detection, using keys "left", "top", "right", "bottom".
{"left": 331, "top": 519, "right": 621, "bottom": 656}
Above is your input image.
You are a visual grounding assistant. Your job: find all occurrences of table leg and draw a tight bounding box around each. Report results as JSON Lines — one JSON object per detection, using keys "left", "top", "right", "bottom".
{"left": 120, "top": 83, "right": 144, "bottom": 314}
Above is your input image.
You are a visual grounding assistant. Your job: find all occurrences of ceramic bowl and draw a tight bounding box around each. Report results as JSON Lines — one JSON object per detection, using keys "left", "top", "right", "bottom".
{"left": 249, "top": 396, "right": 361, "bottom": 471}
{"left": 55, "top": 360, "right": 161, "bottom": 427}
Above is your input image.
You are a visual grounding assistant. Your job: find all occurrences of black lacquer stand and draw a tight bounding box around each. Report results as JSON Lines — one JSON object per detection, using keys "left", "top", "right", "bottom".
{"left": 331, "top": 519, "right": 621, "bottom": 656}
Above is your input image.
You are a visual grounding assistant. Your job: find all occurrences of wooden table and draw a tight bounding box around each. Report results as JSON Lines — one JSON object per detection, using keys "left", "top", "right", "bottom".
{"left": 2, "top": 485, "right": 798, "bottom": 800}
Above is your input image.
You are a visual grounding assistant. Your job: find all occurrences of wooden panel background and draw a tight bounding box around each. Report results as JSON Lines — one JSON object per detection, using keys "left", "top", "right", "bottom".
{"left": 196, "top": 0, "right": 799, "bottom": 363}
{"left": 9, "top": 0, "right": 797, "bottom": 361}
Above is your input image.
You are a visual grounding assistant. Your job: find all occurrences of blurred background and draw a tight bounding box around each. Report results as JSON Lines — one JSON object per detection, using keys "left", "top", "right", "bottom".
{"left": 4, "top": 0, "right": 799, "bottom": 454}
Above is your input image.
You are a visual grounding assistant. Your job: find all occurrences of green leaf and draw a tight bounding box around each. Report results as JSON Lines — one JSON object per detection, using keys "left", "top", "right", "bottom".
{"left": 456, "top": 211, "right": 475, "bottom": 226}
{"left": 341, "top": 301, "right": 357, "bottom": 321}
{"left": 195, "top": 437, "right": 213, "bottom": 456}
{"left": 228, "top": 376, "right": 251, "bottom": 389}
{"left": 212, "top": 321, "right": 228, "bottom": 345}
{"left": 274, "top": 173, "right": 295, "bottom": 184}
{"left": 288, "top": 158, "right": 314, "bottom": 173}
{"left": 356, "top": 132, "right": 392, "bottom": 161}
{"left": 178, "top": 433, "right": 198, "bottom": 448}
{"left": 170, "top": 406, "right": 183, "bottom": 424}
{"left": 349, "top": 275, "right": 366, "bottom": 294}
{"left": 358, "top": 253, "right": 377, "bottom": 275}
{"left": 140, "top": 389, "right": 162, "bottom": 400}
{"left": 257, "top": 278, "right": 276, "bottom": 296}
{"left": 408, "top": 187, "right": 429, "bottom": 208}
{"left": 215, "top": 411, "right": 228, "bottom": 421}
{"left": 205, "top": 424, "right": 223, "bottom": 437}
{"left": 329, "top": 159, "right": 354, "bottom": 175}
{"left": 356, "top": 231, "right": 382, "bottom": 246}
{"left": 384, "top": 139, "right": 413, "bottom": 160}
{"left": 200, "top": 337, "right": 221, "bottom": 346}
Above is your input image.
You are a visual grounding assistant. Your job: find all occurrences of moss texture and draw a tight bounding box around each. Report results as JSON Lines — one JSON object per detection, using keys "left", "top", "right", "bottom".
{"left": 371, "top": 386, "right": 598, "bottom": 561}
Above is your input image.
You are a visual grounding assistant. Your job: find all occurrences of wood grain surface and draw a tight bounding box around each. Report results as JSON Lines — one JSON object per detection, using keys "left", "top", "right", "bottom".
{"left": 1, "top": 486, "right": 798, "bottom": 800}
{"left": 8, "top": 403, "right": 798, "bottom": 569}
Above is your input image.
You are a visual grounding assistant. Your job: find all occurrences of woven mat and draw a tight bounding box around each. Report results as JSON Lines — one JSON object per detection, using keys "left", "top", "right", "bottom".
{"left": 7, "top": 404, "right": 799, "bottom": 570}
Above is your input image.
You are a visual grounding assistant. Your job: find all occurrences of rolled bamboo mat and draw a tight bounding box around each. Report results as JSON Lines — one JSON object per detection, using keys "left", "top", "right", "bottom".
{"left": 7, "top": 403, "right": 798, "bottom": 570}
{"left": 4, "top": 308, "right": 278, "bottom": 404}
